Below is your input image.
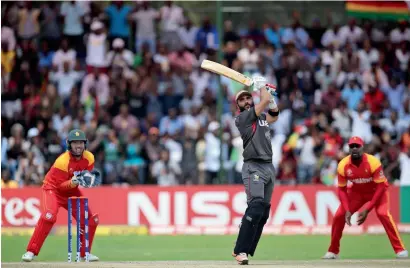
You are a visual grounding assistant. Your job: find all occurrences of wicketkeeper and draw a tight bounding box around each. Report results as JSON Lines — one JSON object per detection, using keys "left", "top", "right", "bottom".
{"left": 232, "top": 76, "right": 280, "bottom": 265}
{"left": 323, "top": 136, "right": 408, "bottom": 259}
{"left": 22, "top": 129, "right": 102, "bottom": 262}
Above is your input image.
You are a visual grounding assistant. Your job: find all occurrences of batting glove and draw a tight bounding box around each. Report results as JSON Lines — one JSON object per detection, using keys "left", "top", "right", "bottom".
{"left": 265, "top": 83, "right": 277, "bottom": 98}
{"left": 252, "top": 76, "right": 267, "bottom": 91}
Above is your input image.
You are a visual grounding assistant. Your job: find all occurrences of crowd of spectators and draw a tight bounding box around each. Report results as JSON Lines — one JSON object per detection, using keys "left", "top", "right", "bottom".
{"left": 2, "top": 1, "right": 410, "bottom": 188}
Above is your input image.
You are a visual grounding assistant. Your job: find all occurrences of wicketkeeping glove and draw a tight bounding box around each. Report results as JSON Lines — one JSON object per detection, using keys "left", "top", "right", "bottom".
{"left": 71, "top": 170, "right": 102, "bottom": 188}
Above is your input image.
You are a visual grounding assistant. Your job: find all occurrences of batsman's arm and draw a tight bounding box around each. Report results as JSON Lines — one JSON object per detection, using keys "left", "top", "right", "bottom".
{"left": 254, "top": 83, "right": 271, "bottom": 116}
{"left": 337, "top": 162, "right": 350, "bottom": 212}
{"left": 266, "top": 84, "right": 279, "bottom": 124}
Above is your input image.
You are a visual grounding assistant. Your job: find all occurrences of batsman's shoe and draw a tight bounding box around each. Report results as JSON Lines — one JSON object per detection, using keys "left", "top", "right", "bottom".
{"left": 235, "top": 253, "right": 248, "bottom": 265}
{"left": 322, "top": 252, "right": 339, "bottom": 259}
{"left": 22, "top": 251, "right": 35, "bottom": 262}
{"left": 396, "top": 250, "right": 408, "bottom": 258}
{"left": 81, "top": 253, "right": 100, "bottom": 262}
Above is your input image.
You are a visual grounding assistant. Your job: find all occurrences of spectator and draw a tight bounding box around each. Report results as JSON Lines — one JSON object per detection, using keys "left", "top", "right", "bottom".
{"left": 1, "top": 167, "right": 18, "bottom": 188}
{"left": 81, "top": 67, "right": 109, "bottom": 106}
{"left": 178, "top": 18, "right": 199, "bottom": 52}
{"left": 159, "top": 107, "right": 183, "bottom": 136}
{"left": 143, "top": 127, "right": 162, "bottom": 168}
{"left": 168, "top": 47, "right": 195, "bottom": 72}
{"left": 86, "top": 21, "right": 108, "bottom": 72}
{"left": 321, "top": 24, "right": 341, "bottom": 49}
{"left": 282, "top": 20, "right": 309, "bottom": 49}
{"left": 395, "top": 40, "right": 410, "bottom": 73}
{"left": 295, "top": 127, "right": 318, "bottom": 184}
{"left": 315, "top": 57, "right": 337, "bottom": 92}
{"left": 153, "top": 43, "right": 170, "bottom": 73}
{"left": 1, "top": 41, "right": 16, "bottom": 79}
{"left": 49, "top": 61, "right": 82, "bottom": 101}
{"left": 152, "top": 147, "right": 180, "bottom": 186}
{"left": 382, "top": 76, "right": 406, "bottom": 114}
{"left": 196, "top": 16, "right": 219, "bottom": 52}
{"left": 338, "top": 18, "right": 364, "bottom": 47}
{"left": 106, "top": 38, "right": 134, "bottom": 78}
{"left": 358, "top": 39, "right": 379, "bottom": 72}
{"left": 277, "top": 145, "right": 297, "bottom": 185}
{"left": 130, "top": 1, "right": 159, "bottom": 54}
{"left": 389, "top": 21, "right": 410, "bottom": 44}
{"left": 307, "top": 18, "right": 326, "bottom": 48}
{"left": 123, "top": 128, "right": 146, "bottom": 184}
{"left": 264, "top": 21, "right": 284, "bottom": 49}
{"left": 105, "top": 1, "right": 132, "bottom": 46}
{"left": 302, "top": 38, "right": 320, "bottom": 66}
{"left": 17, "top": 1, "right": 40, "bottom": 41}
{"left": 224, "top": 20, "right": 241, "bottom": 45}
{"left": 364, "top": 82, "right": 385, "bottom": 114}
{"left": 1, "top": 19, "right": 16, "bottom": 51}
{"left": 38, "top": 40, "right": 55, "bottom": 69}
{"left": 180, "top": 130, "right": 199, "bottom": 184}
{"left": 52, "top": 38, "right": 76, "bottom": 72}
{"left": 60, "top": 1, "right": 87, "bottom": 54}
{"left": 331, "top": 101, "right": 351, "bottom": 139}
{"left": 237, "top": 39, "right": 260, "bottom": 74}
{"left": 39, "top": 2, "right": 61, "bottom": 51}
{"left": 321, "top": 83, "right": 342, "bottom": 111}
{"left": 112, "top": 104, "right": 139, "bottom": 139}
{"left": 101, "top": 129, "right": 123, "bottom": 185}
{"left": 204, "top": 121, "right": 221, "bottom": 184}
{"left": 350, "top": 101, "right": 372, "bottom": 143}
{"left": 159, "top": 1, "right": 184, "bottom": 52}
{"left": 245, "top": 20, "right": 265, "bottom": 46}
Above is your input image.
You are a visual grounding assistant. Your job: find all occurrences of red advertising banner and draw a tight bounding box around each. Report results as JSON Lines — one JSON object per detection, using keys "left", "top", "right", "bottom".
{"left": 1, "top": 185, "right": 401, "bottom": 235}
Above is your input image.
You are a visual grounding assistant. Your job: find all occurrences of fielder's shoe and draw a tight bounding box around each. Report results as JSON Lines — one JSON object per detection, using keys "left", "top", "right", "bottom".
{"left": 396, "top": 250, "right": 408, "bottom": 258}
{"left": 81, "top": 253, "right": 100, "bottom": 262}
{"left": 322, "top": 252, "right": 339, "bottom": 259}
{"left": 235, "top": 253, "right": 248, "bottom": 265}
{"left": 232, "top": 251, "right": 237, "bottom": 257}
{"left": 22, "top": 251, "right": 35, "bottom": 262}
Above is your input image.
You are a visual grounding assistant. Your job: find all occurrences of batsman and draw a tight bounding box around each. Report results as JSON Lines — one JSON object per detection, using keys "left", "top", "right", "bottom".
{"left": 323, "top": 136, "right": 408, "bottom": 259}
{"left": 22, "top": 129, "right": 102, "bottom": 262}
{"left": 232, "top": 76, "right": 280, "bottom": 265}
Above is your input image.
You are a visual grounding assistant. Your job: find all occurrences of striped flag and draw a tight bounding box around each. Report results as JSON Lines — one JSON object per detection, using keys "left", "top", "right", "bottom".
{"left": 346, "top": 0, "right": 410, "bottom": 21}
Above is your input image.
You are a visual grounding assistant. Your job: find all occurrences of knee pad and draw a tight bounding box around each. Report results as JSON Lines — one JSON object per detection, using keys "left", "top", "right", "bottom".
{"left": 245, "top": 199, "right": 266, "bottom": 226}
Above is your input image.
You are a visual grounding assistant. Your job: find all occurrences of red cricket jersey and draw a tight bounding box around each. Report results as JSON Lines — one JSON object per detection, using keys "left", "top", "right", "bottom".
{"left": 337, "top": 153, "right": 388, "bottom": 193}
{"left": 43, "top": 150, "right": 95, "bottom": 191}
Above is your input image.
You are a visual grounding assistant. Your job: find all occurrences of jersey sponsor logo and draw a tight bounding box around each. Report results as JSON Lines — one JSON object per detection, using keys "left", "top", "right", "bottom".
{"left": 351, "top": 177, "right": 373, "bottom": 184}
{"left": 258, "top": 120, "right": 269, "bottom": 127}
{"left": 346, "top": 169, "right": 353, "bottom": 177}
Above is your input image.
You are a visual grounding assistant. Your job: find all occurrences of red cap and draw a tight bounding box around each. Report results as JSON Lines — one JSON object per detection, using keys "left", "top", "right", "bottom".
{"left": 348, "top": 136, "right": 364, "bottom": 147}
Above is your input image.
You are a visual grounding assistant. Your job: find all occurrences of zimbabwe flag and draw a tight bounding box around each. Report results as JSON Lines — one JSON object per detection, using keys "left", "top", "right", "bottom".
{"left": 346, "top": 0, "right": 410, "bottom": 21}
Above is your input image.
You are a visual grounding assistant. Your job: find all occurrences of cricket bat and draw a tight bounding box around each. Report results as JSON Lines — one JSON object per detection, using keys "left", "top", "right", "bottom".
{"left": 200, "top": 60, "right": 253, "bottom": 87}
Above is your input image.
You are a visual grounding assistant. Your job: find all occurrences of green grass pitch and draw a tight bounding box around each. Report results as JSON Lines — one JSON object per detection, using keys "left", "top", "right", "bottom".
{"left": 2, "top": 234, "right": 410, "bottom": 262}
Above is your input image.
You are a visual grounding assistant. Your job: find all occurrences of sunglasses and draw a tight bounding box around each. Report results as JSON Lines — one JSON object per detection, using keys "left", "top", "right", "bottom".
{"left": 349, "top": 144, "right": 362, "bottom": 149}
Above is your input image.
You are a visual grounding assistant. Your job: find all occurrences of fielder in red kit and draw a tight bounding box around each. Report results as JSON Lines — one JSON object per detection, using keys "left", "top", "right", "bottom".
{"left": 22, "top": 130, "right": 102, "bottom": 262}
{"left": 323, "top": 136, "right": 408, "bottom": 259}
